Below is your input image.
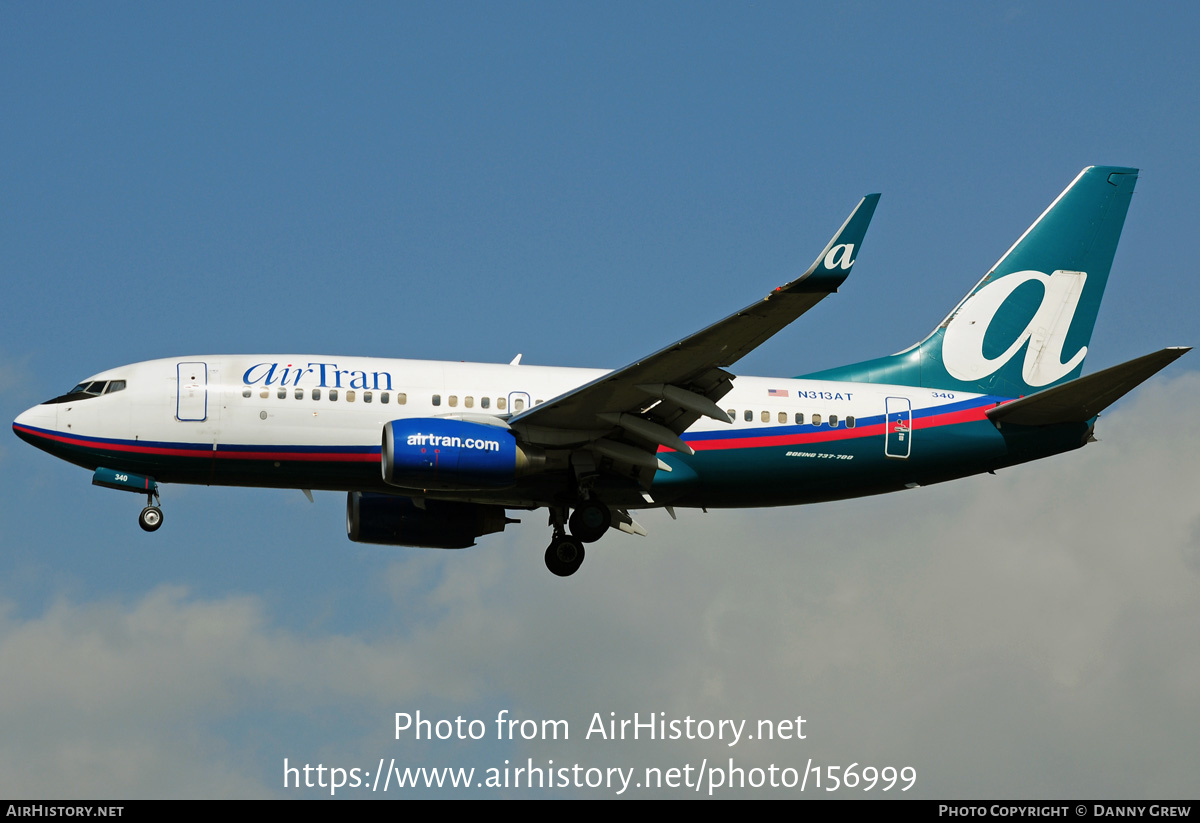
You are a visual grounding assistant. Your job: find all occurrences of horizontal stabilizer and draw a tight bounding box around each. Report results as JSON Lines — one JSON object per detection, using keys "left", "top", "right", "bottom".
{"left": 986, "top": 347, "right": 1190, "bottom": 426}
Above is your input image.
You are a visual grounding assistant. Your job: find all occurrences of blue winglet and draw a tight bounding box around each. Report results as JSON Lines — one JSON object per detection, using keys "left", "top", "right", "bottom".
{"left": 791, "top": 192, "right": 881, "bottom": 293}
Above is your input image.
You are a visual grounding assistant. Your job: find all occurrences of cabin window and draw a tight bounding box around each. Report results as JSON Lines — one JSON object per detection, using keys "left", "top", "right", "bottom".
{"left": 829, "top": 414, "right": 838, "bottom": 427}
{"left": 346, "top": 390, "right": 355, "bottom": 402}
{"left": 329, "top": 389, "right": 338, "bottom": 401}
{"left": 449, "top": 395, "right": 458, "bottom": 408}
{"left": 846, "top": 416, "right": 856, "bottom": 428}
{"left": 513, "top": 398, "right": 525, "bottom": 411}
{"left": 363, "top": 391, "right": 372, "bottom": 403}
{"left": 726, "top": 409, "right": 735, "bottom": 421}
{"left": 243, "top": 388, "right": 251, "bottom": 398}
{"left": 812, "top": 413, "right": 822, "bottom": 426}
{"left": 761, "top": 410, "right": 770, "bottom": 423}
{"left": 481, "top": 397, "right": 490, "bottom": 409}
{"left": 778, "top": 412, "right": 787, "bottom": 424}
{"left": 381, "top": 392, "right": 390, "bottom": 404}
{"left": 312, "top": 389, "right": 321, "bottom": 400}
{"left": 795, "top": 412, "right": 804, "bottom": 425}
{"left": 396, "top": 392, "right": 406, "bottom": 405}
{"left": 744, "top": 409, "right": 753, "bottom": 422}
{"left": 465, "top": 396, "right": 474, "bottom": 408}
{"left": 259, "top": 389, "right": 269, "bottom": 399}
{"left": 294, "top": 388, "right": 304, "bottom": 400}
{"left": 432, "top": 394, "right": 441, "bottom": 407}
{"left": 277, "top": 388, "right": 287, "bottom": 399}
{"left": 497, "top": 397, "right": 507, "bottom": 411}
{"left": 535, "top": 399, "right": 543, "bottom": 405}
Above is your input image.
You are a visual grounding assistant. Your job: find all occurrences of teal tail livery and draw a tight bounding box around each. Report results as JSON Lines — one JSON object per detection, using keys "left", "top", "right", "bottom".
{"left": 12, "top": 168, "right": 1188, "bottom": 577}
{"left": 804, "top": 166, "right": 1140, "bottom": 396}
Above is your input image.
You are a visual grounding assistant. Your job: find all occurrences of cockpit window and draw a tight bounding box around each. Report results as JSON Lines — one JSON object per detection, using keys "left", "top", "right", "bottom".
{"left": 69, "top": 381, "right": 107, "bottom": 396}
{"left": 45, "top": 379, "right": 126, "bottom": 404}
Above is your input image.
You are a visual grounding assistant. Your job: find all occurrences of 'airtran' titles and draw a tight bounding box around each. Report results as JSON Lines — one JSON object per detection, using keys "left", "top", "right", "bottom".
{"left": 242, "top": 362, "right": 394, "bottom": 391}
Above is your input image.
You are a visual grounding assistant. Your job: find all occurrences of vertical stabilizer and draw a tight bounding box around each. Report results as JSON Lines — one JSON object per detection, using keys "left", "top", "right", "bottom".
{"left": 802, "top": 167, "right": 1138, "bottom": 396}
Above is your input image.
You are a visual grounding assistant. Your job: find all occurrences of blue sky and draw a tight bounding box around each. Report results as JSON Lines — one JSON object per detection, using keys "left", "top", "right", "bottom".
{"left": 2, "top": 2, "right": 1198, "bottom": 797}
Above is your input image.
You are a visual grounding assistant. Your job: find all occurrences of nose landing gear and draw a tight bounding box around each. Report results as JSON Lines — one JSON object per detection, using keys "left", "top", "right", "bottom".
{"left": 91, "top": 468, "right": 164, "bottom": 533}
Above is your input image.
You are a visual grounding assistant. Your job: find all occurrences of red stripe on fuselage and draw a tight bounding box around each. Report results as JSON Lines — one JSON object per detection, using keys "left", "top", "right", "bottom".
{"left": 909, "top": 404, "right": 992, "bottom": 431}
{"left": 13, "top": 425, "right": 380, "bottom": 463}
{"left": 679, "top": 421, "right": 885, "bottom": 452}
{"left": 667, "top": 403, "right": 991, "bottom": 452}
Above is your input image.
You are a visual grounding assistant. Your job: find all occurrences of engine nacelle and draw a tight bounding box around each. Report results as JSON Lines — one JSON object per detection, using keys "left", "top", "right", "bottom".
{"left": 382, "top": 418, "right": 543, "bottom": 490}
{"left": 346, "top": 491, "right": 511, "bottom": 549}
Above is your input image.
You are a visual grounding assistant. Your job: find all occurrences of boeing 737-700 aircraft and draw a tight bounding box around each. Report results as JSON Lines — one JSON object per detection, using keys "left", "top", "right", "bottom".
{"left": 13, "top": 166, "right": 1188, "bottom": 576}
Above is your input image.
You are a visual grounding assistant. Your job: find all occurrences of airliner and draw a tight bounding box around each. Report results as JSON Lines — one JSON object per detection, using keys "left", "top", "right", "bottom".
{"left": 13, "top": 166, "right": 1188, "bottom": 576}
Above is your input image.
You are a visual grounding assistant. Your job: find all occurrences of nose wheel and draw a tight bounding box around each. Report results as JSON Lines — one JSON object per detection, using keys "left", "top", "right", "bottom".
{"left": 139, "top": 505, "right": 164, "bottom": 532}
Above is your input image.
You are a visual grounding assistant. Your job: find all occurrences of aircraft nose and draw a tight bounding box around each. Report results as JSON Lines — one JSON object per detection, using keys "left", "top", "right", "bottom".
{"left": 13, "top": 403, "right": 57, "bottom": 437}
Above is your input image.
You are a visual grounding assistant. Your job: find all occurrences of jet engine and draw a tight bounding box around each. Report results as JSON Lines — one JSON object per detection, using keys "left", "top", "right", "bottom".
{"left": 381, "top": 418, "right": 544, "bottom": 490}
{"left": 346, "top": 491, "right": 512, "bottom": 549}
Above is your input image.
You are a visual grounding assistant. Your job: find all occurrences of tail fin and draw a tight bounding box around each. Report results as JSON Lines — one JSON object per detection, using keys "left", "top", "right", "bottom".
{"left": 802, "top": 166, "right": 1139, "bottom": 396}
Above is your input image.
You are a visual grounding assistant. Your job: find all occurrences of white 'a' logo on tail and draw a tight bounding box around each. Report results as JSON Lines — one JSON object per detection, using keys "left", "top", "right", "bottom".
{"left": 942, "top": 270, "right": 1088, "bottom": 388}
{"left": 823, "top": 243, "right": 856, "bottom": 271}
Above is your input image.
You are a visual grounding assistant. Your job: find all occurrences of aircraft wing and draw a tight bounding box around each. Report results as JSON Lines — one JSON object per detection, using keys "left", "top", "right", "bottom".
{"left": 509, "top": 194, "right": 880, "bottom": 462}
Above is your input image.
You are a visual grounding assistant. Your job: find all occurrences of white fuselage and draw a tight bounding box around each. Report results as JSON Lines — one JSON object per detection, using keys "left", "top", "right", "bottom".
{"left": 14, "top": 354, "right": 1023, "bottom": 511}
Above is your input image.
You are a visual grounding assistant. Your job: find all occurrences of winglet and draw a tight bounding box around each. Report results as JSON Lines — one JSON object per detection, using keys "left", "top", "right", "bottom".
{"left": 791, "top": 193, "right": 881, "bottom": 293}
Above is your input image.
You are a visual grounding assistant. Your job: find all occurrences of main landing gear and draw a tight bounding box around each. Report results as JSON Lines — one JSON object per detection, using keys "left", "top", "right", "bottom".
{"left": 543, "top": 500, "right": 612, "bottom": 577}
{"left": 545, "top": 534, "right": 585, "bottom": 577}
{"left": 569, "top": 501, "right": 612, "bottom": 544}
